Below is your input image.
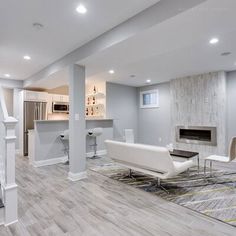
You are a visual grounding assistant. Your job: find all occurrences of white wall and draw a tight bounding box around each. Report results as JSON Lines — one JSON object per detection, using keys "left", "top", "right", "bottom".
{"left": 0, "top": 79, "right": 23, "bottom": 150}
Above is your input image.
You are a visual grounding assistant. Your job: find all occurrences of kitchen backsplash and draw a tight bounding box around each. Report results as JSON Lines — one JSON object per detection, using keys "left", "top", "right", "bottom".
{"left": 47, "top": 113, "right": 69, "bottom": 120}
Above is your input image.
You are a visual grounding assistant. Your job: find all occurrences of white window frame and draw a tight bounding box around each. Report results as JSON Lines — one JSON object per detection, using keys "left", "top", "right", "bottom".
{"left": 140, "top": 89, "right": 159, "bottom": 109}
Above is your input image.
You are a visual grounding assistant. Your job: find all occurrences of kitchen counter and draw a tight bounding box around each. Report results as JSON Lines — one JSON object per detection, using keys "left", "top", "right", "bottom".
{"left": 29, "top": 119, "right": 114, "bottom": 167}
{"left": 35, "top": 118, "right": 113, "bottom": 123}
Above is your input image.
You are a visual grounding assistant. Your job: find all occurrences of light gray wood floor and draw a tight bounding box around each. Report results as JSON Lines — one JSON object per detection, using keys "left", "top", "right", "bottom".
{"left": 0, "top": 155, "right": 236, "bottom": 236}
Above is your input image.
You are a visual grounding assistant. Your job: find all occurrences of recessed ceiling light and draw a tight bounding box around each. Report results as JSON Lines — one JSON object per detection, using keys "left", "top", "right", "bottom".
{"left": 76, "top": 4, "right": 87, "bottom": 14}
{"left": 23, "top": 55, "right": 31, "bottom": 60}
{"left": 146, "top": 79, "right": 151, "bottom": 84}
{"left": 33, "top": 22, "right": 44, "bottom": 30}
{"left": 109, "top": 70, "right": 115, "bottom": 74}
{"left": 221, "top": 52, "right": 231, "bottom": 56}
{"left": 4, "top": 74, "right": 10, "bottom": 78}
{"left": 130, "top": 75, "right": 136, "bottom": 78}
{"left": 209, "top": 38, "right": 219, "bottom": 45}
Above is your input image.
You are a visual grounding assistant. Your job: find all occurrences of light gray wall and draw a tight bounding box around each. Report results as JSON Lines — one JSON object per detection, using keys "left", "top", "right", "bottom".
{"left": 2, "top": 88, "right": 13, "bottom": 116}
{"left": 138, "top": 82, "right": 171, "bottom": 146}
{"left": 68, "top": 65, "right": 86, "bottom": 174}
{"left": 137, "top": 71, "right": 236, "bottom": 155}
{"left": 226, "top": 71, "right": 236, "bottom": 145}
{"left": 106, "top": 82, "right": 138, "bottom": 141}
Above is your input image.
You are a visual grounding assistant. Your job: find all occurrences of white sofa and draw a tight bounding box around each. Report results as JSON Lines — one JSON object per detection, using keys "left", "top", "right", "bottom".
{"left": 105, "top": 140, "right": 194, "bottom": 180}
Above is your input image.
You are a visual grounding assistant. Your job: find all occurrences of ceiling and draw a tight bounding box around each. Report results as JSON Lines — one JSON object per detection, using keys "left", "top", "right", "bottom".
{"left": 0, "top": 0, "right": 159, "bottom": 80}
{"left": 79, "top": 0, "right": 236, "bottom": 86}
{"left": 3, "top": 0, "right": 236, "bottom": 89}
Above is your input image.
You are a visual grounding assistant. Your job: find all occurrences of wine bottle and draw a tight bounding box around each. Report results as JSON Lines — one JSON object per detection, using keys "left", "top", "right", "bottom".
{"left": 96, "top": 106, "right": 99, "bottom": 115}
{"left": 91, "top": 107, "right": 94, "bottom": 116}
{"left": 93, "top": 96, "right": 95, "bottom": 104}
{"left": 93, "top": 86, "right": 96, "bottom": 94}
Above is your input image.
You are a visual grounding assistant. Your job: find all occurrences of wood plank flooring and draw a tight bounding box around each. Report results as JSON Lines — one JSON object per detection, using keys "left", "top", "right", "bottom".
{"left": 0, "top": 156, "right": 236, "bottom": 235}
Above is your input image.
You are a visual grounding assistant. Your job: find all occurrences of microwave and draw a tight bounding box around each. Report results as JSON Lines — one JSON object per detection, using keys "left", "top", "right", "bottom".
{"left": 52, "top": 102, "right": 69, "bottom": 113}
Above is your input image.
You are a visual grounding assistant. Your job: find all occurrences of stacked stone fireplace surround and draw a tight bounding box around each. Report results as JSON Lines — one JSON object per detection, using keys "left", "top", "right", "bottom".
{"left": 170, "top": 71, "right": 227, "bottom": 159}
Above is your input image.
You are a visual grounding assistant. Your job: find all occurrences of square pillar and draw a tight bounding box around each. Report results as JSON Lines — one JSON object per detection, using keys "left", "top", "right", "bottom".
{"left": 68, "top": 64, "right": 87, "bottom": 181}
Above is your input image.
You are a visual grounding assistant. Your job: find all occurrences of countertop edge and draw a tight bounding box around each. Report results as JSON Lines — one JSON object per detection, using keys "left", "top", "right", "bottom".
{"left": 35, "top": 119, "right": 113, "bottom": 123}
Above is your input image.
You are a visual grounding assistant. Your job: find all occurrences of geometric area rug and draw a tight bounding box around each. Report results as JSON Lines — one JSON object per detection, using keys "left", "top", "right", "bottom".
{"left": 90, "top": 163, "right": 236, "bottom": 227}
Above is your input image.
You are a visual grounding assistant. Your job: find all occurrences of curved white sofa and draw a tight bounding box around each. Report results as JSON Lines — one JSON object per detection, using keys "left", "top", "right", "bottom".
{"left": 105, "top": 140, "right": 194, "bottom": 180}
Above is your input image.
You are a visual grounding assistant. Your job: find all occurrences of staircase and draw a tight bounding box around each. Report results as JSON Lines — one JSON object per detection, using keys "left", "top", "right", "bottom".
{"left": 0, "top": 188, "right": 4, "bottom": 225}
{"left": 0, "top": 86, "right": 18, "bottom": 226}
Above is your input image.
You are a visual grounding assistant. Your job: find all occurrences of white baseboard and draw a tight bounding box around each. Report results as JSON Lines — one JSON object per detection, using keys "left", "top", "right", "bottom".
{"left": 15, "top": 149, "right": 20, "bottom": 155}
{"left": 68, "top": 171, "right": 87, "bottom": 181}
{"left": 33, "top": 156, "right": 68, "bottom": 168}
{"left": 32, "top": 149, "right": 107, "bottom": 168}
{"left": 0, "top": 208, "right": 4, "bottom": 226}
{"left": 4, "top": 219, "right": 18, "bottom": 227}
{"left": 86, "top": 149, "right": 107, "bottom": 158}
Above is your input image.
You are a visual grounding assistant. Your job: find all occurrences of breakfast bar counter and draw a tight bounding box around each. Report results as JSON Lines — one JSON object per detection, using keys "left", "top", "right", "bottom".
{"left": 28, "top": 119, "right": 113, "bottom": 167}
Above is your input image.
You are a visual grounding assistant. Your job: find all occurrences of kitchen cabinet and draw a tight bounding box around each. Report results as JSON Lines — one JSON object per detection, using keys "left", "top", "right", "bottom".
{"left": 23, "top": 90, "right": 48, "bottom": 102}
{"left": 52, "top": 94, "right": 69, "bottom": 103}
{"left": 47, "top": 94, "right": 69, "bottom": 114}
{"left": 47, "top": 94, "right": 53, "bottom": 114}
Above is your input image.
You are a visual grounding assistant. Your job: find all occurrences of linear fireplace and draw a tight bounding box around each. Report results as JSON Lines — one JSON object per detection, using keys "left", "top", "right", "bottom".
{"left": 176, "top": 126, "right": 217, "bottom": 146}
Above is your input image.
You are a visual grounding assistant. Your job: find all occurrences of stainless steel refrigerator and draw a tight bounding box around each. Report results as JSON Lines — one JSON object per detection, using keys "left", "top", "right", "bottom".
{"left": 24, "top": 101, "right": 47, "bottom": 156}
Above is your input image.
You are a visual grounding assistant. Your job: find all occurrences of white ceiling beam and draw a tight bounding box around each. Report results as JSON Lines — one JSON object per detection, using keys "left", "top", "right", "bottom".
{"left": 24, "top": 0, "right": 206, "bottom": 87}
{"left": 0, "top": 78, "right": 23, "bottom": 89}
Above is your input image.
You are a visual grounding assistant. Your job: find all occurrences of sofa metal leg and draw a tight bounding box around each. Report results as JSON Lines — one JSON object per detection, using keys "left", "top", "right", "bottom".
{"left": 123, "top": 169, "right": 135, "bottom": 179}
{"left": 204, "top": 159, "right": 207, "bottom": 179}
{"left": 156, "top": 178, "right": 169, "bottom": 194}
{"left": 210, "top": 161, "right": 213, "bottom": 177}
{"left": 129, "top": 169, "right": 132, "bottom": 178}
{"left": 197, "top": 155, "right": 200, "bottom": 173}
{"left": 187, "top": 168, "right": 190, "bottom": 177}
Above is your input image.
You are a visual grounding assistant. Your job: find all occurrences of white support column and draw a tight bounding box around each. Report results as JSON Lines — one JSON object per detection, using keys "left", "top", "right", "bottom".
{"left": 68, "top": 64, "right": 87, "bottom": 181}
{"left": 2, "top": 117, "right": 18, "bottom": 226}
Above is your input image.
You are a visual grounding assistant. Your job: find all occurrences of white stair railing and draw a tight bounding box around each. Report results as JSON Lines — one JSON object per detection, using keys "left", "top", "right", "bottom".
{"left": 0, "top": 86, "right": 18, "bottom": 226}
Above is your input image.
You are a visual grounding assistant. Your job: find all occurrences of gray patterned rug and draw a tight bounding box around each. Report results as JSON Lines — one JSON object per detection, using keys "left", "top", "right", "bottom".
{"left": 90, "top": 163, "right": 236, "bottom": 227}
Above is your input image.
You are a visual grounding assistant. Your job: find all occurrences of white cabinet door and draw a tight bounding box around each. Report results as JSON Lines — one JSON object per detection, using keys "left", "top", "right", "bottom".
{"left": 24, "top": 91, "right": 38, "bottom": 101}
{"left": 52, "top": 94, "right": 69, "bottom": 102}
{"left": 52, "top": 94, "right": 62, "bottom": 102}
{"left": 47, "top": 94, "right": 53, "bottom": 114}
{"left": 37, "top": 92, "right": 48, "bottom": 102}
{"left": 62, "top": 95, "right": 69, "bottom": 102}
{"left": 24, "top": 91, "right": 48, "bottom": 102}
